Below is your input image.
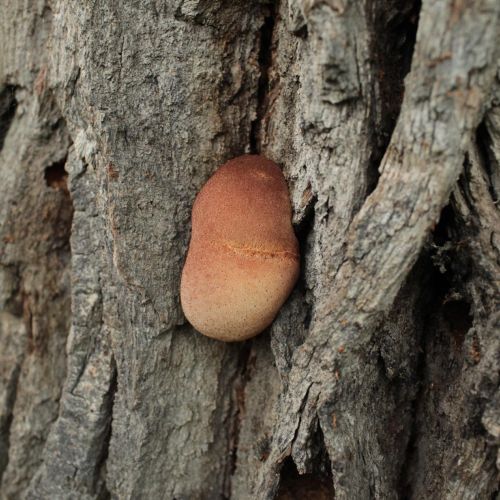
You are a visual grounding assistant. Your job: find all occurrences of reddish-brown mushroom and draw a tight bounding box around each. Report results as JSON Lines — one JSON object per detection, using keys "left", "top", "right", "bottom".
{"left": 180, "top": 155, "right": 300, "bottom": 342}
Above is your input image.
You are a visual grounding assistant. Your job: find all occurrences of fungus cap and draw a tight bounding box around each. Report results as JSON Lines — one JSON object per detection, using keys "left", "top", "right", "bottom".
{"left": 180, "top": 155, "right": 299, "bottom": 342}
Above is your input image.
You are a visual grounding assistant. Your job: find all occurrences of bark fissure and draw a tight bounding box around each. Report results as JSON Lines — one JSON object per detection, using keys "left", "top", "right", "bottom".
{"left": 396, "top": 246, "right": 451, "bottom": 497}
{"left": 94, "top": 358, "right": 117, "bottom": 499}
{"left": 366, "top": 0, "right": 421, "bottom": 195}
{"left": 0, "top": 85, "right": 17, "bottom": 151}
{"left": 476, "top": 121, "right": 499, "bottom": 203}
{"left": 224, "top": 341, "right": 254, "bottom": 499}
{"left": 249, "top": 1, "right": 278, "bottom": 154}
{"left": 293, "top": 192, "right": 317, "bottom": 338}
{"left": 276, "top": 450, "right": 334, "bottom": 500}
{"left": 0, "top": 363, "right": 21, "bottom": 483}
{"left": 44, "top": 155, "right": 69, "bottom": 190}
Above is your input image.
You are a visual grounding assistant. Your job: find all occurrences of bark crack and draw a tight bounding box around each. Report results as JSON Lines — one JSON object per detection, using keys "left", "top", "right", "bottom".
{"left": 475, "top": 120, "right": 499, "bottom": 204}
{"left": 0, "top": 85, "right": 17, "bottom": 151}
{"left": 396, "top": 263, "right": 434, "bottom": 497}
{"left": 224, "top": 341, "right": 254, "bottom": 499}
{"left": 94, "top": 356, "right": 118, "bottom": 498}
{"left": 366, "top": 0, "right": 421, "bottom": 195}
{"left": 276, "top": 424, "right": 334, "bottom": 500}
{"left": 0, "top": 363, "right": 22, "bottom": 484}
{"left": 249, "top": 1, "right": 278, "bottom": 154}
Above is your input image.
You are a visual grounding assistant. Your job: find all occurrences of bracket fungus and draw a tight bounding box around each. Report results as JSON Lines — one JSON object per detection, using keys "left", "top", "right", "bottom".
{"left": 180, "top": 155, "right": 300, "bottom": 342}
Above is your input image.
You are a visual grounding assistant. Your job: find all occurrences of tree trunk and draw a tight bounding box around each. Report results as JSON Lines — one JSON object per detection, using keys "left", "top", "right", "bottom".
{"left": 1, "top": 0, "right": 499, "bottom": 498}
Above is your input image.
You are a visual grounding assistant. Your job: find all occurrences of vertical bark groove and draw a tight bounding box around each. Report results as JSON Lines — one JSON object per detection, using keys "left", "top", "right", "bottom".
{"left": 0, "top": 363, "right": 21, "bottom": 483}
{"left": 250, "top": 1, "right": 279, "bottom": 154}
{"left": 0, "top": 86, "right": 17, "bottom": 151}
{"left": 366, "top": 0, "right": 421, "bottom": 195}
{"left": 476, "top": 121, "right": 499, "bottom": 203}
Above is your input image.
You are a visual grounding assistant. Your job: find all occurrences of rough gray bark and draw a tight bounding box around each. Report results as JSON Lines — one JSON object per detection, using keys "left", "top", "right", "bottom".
{"left": 0, "top": 0, "right": 499, "bottom": 499}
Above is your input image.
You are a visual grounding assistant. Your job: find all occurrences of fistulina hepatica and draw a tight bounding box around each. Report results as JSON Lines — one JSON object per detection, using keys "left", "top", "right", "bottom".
{"left": 180, "top": 155, "right": 299, "bottom": 342}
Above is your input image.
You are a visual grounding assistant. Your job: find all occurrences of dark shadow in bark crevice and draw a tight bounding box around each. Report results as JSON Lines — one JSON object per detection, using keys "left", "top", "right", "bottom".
{"left": 475, "top": 120, "right": 499, "bottom": 204}
{"left": 294, "top": 191, "right": 316, "bottom": 326}
{"left": 0, "top": 364, "right": 22, "bottom": 484}
{"left": 275, "top": 450, "right": 334, "bottom": 499}
{"left": 223, "top": 339, "right": 255, "bottom": 499}
{"left": 365, "top": 0, "right": 421, "bottom": 196}
{"left": 44, "top": 156, "right": 69, "bottom": 191}
{"left": 0, "top": 85, "right": 17, "bottom": 151}
{"left": 396, "top": 255, "right": 442, "bottom": 499}
{"left": 273, "top": 421, "right": 334, "bottom": 499}
{"left": 249, "top": 1, "right": 278, "bottom": 154}
{"left": 398, "top": 201, "right": 475, "bottom": 498}
{"left": 94, "top": 358, "right": 118, "bottom": 500}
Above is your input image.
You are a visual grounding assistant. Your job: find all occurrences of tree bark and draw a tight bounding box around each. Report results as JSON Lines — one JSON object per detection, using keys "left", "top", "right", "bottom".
{"left": 0, "top": 0, "right": 499, "bottom": 499}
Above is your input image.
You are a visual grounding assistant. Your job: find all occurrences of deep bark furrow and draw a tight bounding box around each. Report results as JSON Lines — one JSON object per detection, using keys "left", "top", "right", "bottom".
{"left": 0, "top": 362, "right": 21, "bottom": 483}
{"left": 249, "top": 1, "right": 278, "bottom": 154}
{"left": 225, "top": 341, "right": 254, "bottom": 498}
{"left": 94, "top": 359, "right": 117, "bottom": 499}
{"left": 366, "top": 0, "right": 421, "bottom": 195}
{"left": 0, "top": 86, "right": 17, "bottom": 151}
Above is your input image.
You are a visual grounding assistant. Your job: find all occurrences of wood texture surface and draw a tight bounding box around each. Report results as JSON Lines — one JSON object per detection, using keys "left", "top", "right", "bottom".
{"left": 0, "top": 0, "right": 499, "bottom": 498}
